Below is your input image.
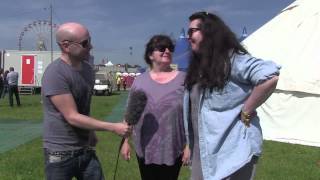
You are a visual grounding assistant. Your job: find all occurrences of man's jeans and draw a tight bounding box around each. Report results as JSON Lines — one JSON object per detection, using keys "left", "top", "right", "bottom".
{"left": 44, "top": 148, "right": 105, "bottom": 180}
{"left": 8, "top": 85, "right": 20, "bottom": 106}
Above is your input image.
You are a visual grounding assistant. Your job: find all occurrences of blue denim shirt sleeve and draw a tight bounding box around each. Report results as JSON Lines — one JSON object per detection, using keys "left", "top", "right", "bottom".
{"left": 231, "top": 54, "right": 281, "bottom": 86}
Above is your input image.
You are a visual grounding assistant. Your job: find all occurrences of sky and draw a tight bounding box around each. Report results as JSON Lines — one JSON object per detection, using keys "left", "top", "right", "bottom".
{"left": 0, "top": 0, "right": 295, "bottom": 66}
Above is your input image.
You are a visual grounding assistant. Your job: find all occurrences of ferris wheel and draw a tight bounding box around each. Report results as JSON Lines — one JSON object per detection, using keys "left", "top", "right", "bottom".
{"left": 18, "top": 20, "right": 59, "bottom": 51}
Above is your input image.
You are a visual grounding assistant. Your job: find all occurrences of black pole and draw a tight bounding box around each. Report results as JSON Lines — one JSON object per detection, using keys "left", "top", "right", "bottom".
{"left": 50, "top": 4, "right": 53, "bottom": 62}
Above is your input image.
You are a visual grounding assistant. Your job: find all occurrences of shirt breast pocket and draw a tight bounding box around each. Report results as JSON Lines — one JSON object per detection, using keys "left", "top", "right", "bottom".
{"left": 203, "top": 83, "right": 239, "bottom": 111}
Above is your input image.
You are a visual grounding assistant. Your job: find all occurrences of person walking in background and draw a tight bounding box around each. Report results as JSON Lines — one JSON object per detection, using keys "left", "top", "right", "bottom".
{"left": 184, "top": 11, "right": 280, "bottom": 180}
{"left": 1, "top": 70, "right": 9, "bottom": 99}
{"left": 121, "top": 35, "right": 190, "bottom": 180}
{"left": 0, "top": 68, "right": 4, "bottom": 99}
{"left": 41, "top": 22, "right": 131, "bottom": 180}
{"left": 122, "top": 76, "right": 127, "bottom": 91}
{"left": 116, "top": 76, "right": 121, "bottom": 91}
{"left": 7, "top": 67, "right": 21, "bottom": 107}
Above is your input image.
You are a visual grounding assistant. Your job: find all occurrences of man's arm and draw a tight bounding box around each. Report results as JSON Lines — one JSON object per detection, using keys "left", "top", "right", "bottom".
{"left": 50, "top": 93, "right": 130, "bottom": 136}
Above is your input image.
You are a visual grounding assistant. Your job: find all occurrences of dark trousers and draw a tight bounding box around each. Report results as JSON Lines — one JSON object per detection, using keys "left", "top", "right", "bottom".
{"left": 223, "top": 156, "right": 259, "bottom": 180}
{"left": 136, "top": 154, "right": 182, "bottom": 180}
{"left": 44, "top": 149, "right": 105, "bottom": 180}
{"left": 8, "top": 85, "right": 20, "bottom": 106}
{"left": 1, "top": 85, "right": 8, "bottom": 98}
{"left": 0, "top": 86, "right": 3, "bottom": 99}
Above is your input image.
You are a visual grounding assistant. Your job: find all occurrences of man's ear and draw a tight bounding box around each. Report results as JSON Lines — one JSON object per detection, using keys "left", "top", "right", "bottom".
{"left": 60, "top": 42, "right": 70, "bottom": 52}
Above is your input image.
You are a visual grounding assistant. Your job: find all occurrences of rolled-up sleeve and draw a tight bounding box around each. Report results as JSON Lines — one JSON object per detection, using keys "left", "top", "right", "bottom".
{"left": 232, "top": 54, "right": 281, "bottom": 86}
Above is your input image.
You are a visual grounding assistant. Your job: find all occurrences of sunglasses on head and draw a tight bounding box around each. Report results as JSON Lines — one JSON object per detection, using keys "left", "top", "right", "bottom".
{"left": 187, "top": 27, "right": 201, "bottom": 38}
{"left": 63, "top": 38, "right": 91, "bottom": 48}
{"left": 154, "top": 45, "right": 174, "bottom": 52}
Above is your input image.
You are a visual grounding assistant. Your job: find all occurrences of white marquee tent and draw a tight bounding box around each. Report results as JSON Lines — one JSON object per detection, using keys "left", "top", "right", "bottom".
{"left": 242, "top": 0, "right": 320, "bottom": 147}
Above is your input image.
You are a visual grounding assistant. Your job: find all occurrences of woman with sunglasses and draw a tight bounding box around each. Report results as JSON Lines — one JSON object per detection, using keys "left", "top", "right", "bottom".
{"left": 184, "top": 12, "right": 280, "bottom": 180}
{"left": 121, "top": 34, "right": 190, "bottom": 180}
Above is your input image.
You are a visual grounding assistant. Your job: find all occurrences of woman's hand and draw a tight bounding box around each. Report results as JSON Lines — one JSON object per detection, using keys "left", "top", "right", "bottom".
{"left": 120, "top": 139, "right": 131, "bottom": 161}
{"left": 182, "top": 145, "right": 191, "bottom": 166}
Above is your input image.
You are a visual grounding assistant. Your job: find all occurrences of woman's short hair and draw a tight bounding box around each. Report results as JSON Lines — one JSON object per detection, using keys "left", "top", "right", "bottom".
{"left": 144, "top": 34, "right": 174, "bottom": 67}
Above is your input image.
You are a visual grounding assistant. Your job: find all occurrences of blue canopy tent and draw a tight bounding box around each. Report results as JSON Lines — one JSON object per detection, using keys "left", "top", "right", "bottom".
{"left": 239, "top": 27, "right": 248, "bottom": 42}
{"left": 171, "top": 27, "right": 247, "bottom": 71}
{"left": 172, "top": 28, "right": 191, "bottom": 71}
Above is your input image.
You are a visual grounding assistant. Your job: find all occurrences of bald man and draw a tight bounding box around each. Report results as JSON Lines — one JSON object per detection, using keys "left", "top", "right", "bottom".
{"left": 41, "top": 22, "right": 130, "bottom": 180}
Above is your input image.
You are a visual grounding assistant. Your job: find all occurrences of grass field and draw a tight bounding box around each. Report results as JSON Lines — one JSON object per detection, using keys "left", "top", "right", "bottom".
{"left": 0, "top": 94, "right": 319, "bottom": 180}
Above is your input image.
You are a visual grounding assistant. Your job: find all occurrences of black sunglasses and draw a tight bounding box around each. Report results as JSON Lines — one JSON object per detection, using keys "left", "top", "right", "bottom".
{"left": 154, "top": 45, "right": 175, "bottom": 52}
{"left": 63, "top": 38, "right": 91, "bottom": 48}
{"left": 187, "top": 28, "right": 201, "bottom": 38}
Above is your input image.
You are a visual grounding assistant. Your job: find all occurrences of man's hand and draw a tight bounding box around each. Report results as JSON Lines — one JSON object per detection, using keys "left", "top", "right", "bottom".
{"left": 112, "top": 122, "right": 132, "bottom": 137}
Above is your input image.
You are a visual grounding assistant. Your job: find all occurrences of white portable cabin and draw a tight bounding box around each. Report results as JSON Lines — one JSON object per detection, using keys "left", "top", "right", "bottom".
{"left": 1, "top": 50, "right": 60, "bottom": 88}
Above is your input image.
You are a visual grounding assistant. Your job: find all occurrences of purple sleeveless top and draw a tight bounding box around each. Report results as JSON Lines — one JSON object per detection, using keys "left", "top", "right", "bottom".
{"left": 130, "top": 71, "right": 186, "bottom": 165}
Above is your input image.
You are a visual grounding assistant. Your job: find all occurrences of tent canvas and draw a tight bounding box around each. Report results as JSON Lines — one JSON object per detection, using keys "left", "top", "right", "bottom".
{"left": 105, "top": 61, "right": 113, "bottom": 66}
{"left": 242, "top": 0, "right": 320, "bottom": 147}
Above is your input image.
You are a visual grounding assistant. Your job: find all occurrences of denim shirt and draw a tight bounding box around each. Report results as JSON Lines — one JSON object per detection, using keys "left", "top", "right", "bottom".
{"left": 183, "top": 53, "right": 280, "bottom": 180}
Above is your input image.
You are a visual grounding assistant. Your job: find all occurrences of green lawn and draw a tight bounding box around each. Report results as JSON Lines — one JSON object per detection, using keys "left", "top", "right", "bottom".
{"left": 0, "top": 94, "right": 319, "bottom": 180}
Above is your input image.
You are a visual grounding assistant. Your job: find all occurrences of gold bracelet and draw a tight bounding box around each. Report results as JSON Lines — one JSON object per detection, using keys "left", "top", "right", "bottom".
{"left": 241, "top": 110, "right": 251, "bottom": 127}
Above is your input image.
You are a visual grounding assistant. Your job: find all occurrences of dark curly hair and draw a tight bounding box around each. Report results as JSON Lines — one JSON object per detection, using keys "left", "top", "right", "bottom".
{"left": 144, "top": 34, "right": 174, "bottom": 68}
{"left": 185, "top": 11, "right": 248, "bottom": 91}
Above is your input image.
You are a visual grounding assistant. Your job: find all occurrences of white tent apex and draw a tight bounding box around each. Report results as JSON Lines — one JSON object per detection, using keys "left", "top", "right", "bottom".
{"left": 105, "top": 61, "right": 113, "bottom": 66}
{"left": 179, "top": 28, "right": 186, "bottom": 38}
